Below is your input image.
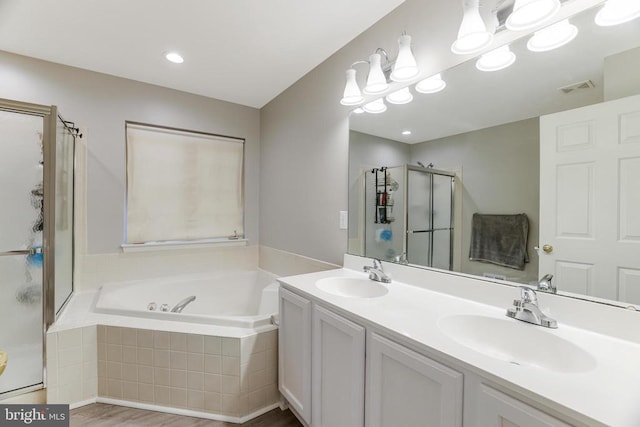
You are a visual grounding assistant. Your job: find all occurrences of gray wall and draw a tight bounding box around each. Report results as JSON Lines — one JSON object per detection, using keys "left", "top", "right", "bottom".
{"left": 259, "top": 0, "right": 488, "bottom": 265}
{"left": 411, "top": 118, "right": 540, "bottom": 283}
{"left": 0, "top": 50, "right": 260, "bottom": 254}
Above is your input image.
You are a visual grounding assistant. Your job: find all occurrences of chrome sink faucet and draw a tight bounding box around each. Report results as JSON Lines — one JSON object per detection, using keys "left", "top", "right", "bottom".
{"left": 363, "top": 259, "right": 391, "bottom": 283}
{"left": 537, "top": 273, "right": 556, "bottom": 293}
{"left": 506, "top": 286, "right": 557, "bottom": 328}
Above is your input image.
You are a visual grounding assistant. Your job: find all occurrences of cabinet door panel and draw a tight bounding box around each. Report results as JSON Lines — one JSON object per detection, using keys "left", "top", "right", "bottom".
{"left": 312, "top": 305, "right": 365, "bottom": 427}
{"left": 366, "top": 333, "right": 463, "bottom": 427}
{"left": 279, "top": 287, "right": 312, "bottom": 424}
{"left": 477, "top": 384, "right": 571, "bottom": 427}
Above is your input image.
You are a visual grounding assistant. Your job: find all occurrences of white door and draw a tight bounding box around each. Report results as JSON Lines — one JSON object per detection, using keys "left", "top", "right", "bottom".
{"left": 312, "top": 305, "right": 365, "bottom": 427}
{"left": 278, "top": 287, "right": 312, "bottom": 424}
{"left": 539, "top": 94, "right": 640, "bottom": 303}
{"left": 365, "top": 333, "right": 463, "bottom": 427}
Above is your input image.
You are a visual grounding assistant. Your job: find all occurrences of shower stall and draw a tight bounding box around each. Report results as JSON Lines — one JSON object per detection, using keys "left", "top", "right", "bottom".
{"left": 0, "top": 98, "right": 76, "bottom": 399}
{"left": 364, "top": 164, "right": 454, "bottom": 269}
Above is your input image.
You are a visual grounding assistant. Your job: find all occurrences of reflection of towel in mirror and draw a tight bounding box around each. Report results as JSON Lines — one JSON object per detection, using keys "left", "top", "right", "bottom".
{"left": 469, "top": 213, "right": 529, "bottom": 270}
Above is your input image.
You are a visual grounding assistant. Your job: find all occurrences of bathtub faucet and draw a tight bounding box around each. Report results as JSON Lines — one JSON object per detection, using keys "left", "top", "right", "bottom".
{"left": 171, "top": 295, "right": 196, "bottom": 313}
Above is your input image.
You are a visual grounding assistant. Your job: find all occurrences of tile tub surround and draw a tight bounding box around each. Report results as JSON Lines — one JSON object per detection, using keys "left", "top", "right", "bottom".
{"left": 45, "top": 322, "right": 279, "bottom": 421}
{"left": 96, "top": 326, "right": 279, "bottom": 420}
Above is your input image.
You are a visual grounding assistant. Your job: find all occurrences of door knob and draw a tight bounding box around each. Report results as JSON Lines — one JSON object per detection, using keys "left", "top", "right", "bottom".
{"left": 542, "top": 244, "right": 553, "bottom": 253}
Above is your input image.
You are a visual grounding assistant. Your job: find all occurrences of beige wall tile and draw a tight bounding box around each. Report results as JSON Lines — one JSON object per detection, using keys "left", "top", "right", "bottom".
{"left": 106, "top": 361, "right": 122, "bottom": 380}
{"left": 59, "top": 365, "right": 82, "bottom": 384}
{"left": 97, "top": 361, "right": 106, "bottom": 379}
{"left": 187, "top": 353, "right": 204, "bottom": 372}
{"left": 153, "top": 350, "right": 170, "bottom": 368}
{"left": 171, "top": 370, "right": 187, "bottom": 388}
{"left": 204, "top": 355, "right": 221, "bottom": 374}
{"left": 82, "top": 326, "right": 97, "bottom": 347}
{"left": 98, "top": 380, "right": 107, "bottom": 397}
{"left": 82, "top": 361, "right": 97, "bottom": 381}
{"left": 187, "top": 335, "right": 204, "bottom": 353}
{"left": 106, "top": 327, "right": 122, "bottom": 345}
{"left": 187, "top": 371, "right": 204, "bottom": 391}
{"left": 204, "top": 336, "right": 221, "bottom": 355}
{"left": 123, "top": 381, "right": 139, "bottom": 401}
{"left": 170, "top": 351, "right": 187, "bottom": 370}
{"left": 221, "top": 375, "right": 240, "bottom": 394}
{"left": 82, "top": 342, "right": 97, "bottom": 363}
{"left": 204, "top": 374, "right": 221, "bottom": 393}
{"left": 137, "top": 348, "right": 153, "bottom": 366}
{"left": 139, "top": 383, "right": 154, "bottom": 403}
{"left": 106, "top": 344, "right": 122, "bottom": 362}
{"left": 121, "top": 328, "right": 137, "bottom": 346}
{"left": 153, "top": 331, "right": 169, "bottom": 349}
{"left": 204, "top": 391, "right": 221, "bottom": 412}
{"left": 171, "top": 387, "right": 187, "bottom": 408}
{"left": 222, "top": 338, "right": 240, "bottom": 357}
{"left": 154, "top": 368, "right": 170, "bottom": 386}
{"left": 58, "top": 329, "right": 82, "bottom": 349}
{"left": 187, "top": 390, "right": 205, "bottom": 410}
{"left": 122, "top": 363, "right": 137, "bottom": 381}
{"left": 59, "top": 347, "right": 82, "bottom": 367}
{"left": 222, "top": 356, "right": 240, "bottom": 376}
{"left": 248, "top": 388, "right": 267, "bottom": 412}
{"left": 107, "top": 379, "right": 122, "bottom": 398}
{"left": 138, "top": 366, "right": 153, "bottom": 384}
{"left": 170, "top": 333, "right": 187, "bottom": 351}
{"left": 137, "top": 329, "right": 153, "bottom": 348}
{"left": 97, "top": 341, "right": 106, "bottom": 362}
{"left": 97, "top": 325, "right": 106, "bottom": 344}
{"left": 122, "top": 346, "right": 137, "bottom": 364}
{"left": 154, "top": 386, "right": 171, "bottom": 405}
{"left": 59, "top": 382, "right": 82, "bottom": 404}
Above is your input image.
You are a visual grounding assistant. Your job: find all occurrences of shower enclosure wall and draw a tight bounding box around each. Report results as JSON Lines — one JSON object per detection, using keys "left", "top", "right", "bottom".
{"left": 0, "top": 98, "right": 75, "bottom": 399}
{"left": 364, "top": 164, "right": 454, "bottom": 270}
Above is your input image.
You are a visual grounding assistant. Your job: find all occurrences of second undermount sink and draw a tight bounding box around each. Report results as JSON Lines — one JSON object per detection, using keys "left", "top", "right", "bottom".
{"left": 438, "top": 314, "right": 597, "bottom": 373}
{"left": 315, "top": 277, "right": 389, "bottom": 298}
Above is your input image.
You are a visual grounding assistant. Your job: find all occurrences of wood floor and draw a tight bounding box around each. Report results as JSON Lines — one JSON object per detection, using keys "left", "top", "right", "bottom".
{"left": 71, "top": 403, "right": 303, "bottom": 427}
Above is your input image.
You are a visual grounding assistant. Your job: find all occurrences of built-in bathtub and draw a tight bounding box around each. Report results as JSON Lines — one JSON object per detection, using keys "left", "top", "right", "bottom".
{"left": 47, "top": 269, "right": 282, "bottom": 423}
{"left": 94, "top": 270, "right": 279, "bottom": 328}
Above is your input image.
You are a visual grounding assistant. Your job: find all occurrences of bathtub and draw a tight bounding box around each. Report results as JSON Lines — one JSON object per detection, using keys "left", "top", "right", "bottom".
{"left": 94, "top": 269, "right": 279, "bottom": 329}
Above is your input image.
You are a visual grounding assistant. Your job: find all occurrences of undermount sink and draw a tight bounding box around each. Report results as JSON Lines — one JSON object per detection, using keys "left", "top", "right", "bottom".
{"left": 438, "top": 314, "right": 597, "bottom": 373}
{"left": 315, "top": 277, "right": 389, "bottom": 298}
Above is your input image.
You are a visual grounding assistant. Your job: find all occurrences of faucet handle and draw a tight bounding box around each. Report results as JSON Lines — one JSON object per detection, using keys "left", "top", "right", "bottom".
{"left": 372, "top": 259, "right": 383, "bottom": 269}
{"left": 518, "top": 286, "right": 538, "bottom": 304}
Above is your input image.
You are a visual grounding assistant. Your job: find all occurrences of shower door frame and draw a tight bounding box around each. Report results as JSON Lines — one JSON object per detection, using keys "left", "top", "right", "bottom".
{"left": 403, "top": 165, "right": 456, "bottom": 270}
{"left": 0, "top": 98, "right": 71, "bottom": 399}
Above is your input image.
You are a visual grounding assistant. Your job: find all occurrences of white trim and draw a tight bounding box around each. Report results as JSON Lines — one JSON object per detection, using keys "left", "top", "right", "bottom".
{"left": 121, "top": 238, "right": 248, "bottom": 253}
{"left": 96, "top": 397, "right": 280, "bottom": 423}
{"left": 69, "top": 397, "right": 97, "bottom": 409}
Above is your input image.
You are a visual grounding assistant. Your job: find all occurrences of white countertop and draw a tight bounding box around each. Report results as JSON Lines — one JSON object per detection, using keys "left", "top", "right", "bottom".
{"left": 278, "top": 263, "right": 640, "bottom": 427}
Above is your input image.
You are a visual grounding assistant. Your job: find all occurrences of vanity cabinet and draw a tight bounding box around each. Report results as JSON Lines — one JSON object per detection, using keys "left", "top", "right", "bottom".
{"left": 278, "top": 287, "right": 312, "bottom": 424}
{"left": 366, "top": 332, "right": 463, "bottom": 427}
{"left": 312, "top": 304, "right": 365, "bottom": 427}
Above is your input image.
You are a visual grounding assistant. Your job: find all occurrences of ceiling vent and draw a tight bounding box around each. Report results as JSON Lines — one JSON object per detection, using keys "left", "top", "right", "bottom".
{"left": 558, "top": 80, "right": 596, "bottom": 94}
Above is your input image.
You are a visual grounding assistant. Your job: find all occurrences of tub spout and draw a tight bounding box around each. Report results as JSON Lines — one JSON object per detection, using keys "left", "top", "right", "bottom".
{"left": 171, "top": 295, "right": 196, "bottom": 313}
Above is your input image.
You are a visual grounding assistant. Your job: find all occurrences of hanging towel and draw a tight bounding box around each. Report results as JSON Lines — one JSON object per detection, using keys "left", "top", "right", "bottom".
{"left": 469, "top": 213, "right": 529, "bottom": 270}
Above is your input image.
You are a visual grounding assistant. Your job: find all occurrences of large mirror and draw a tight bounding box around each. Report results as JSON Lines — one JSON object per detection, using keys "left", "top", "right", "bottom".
{"left": 348, "top": 4, "right": 640, "bottom": 307}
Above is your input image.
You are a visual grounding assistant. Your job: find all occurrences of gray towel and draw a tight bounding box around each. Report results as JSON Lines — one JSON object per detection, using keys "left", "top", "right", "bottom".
{"left": 469, "top": 213, "right": 529, "bottom": 270}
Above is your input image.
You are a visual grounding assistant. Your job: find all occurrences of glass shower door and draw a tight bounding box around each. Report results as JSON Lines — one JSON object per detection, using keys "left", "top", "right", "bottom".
{"left": 0, "top": 109, "right": 45, "bottom": 395}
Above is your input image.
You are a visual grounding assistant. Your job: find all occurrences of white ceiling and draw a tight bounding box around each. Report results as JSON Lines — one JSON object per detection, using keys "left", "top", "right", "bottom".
{"left": 0, "top": 0, "right": 405, "bottom": 108}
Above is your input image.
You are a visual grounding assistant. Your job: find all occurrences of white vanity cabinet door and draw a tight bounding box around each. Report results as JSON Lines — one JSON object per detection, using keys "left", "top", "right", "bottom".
{"left": 476, "top": 384, "right": 571, "bottom": 427}
{"left": 312, "top": 304, "right": 365, "bottom": 427}
{"left": 279, "top": 287, "right": 312, "bottom": 424}
{"left": 366, "top": 333, "right": 463, "bottom": 427}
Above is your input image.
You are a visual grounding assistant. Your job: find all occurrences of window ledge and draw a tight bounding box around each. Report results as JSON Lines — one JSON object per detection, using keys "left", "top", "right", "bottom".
{"left": 121, "top": 238, "right": 248, "bottom": 253}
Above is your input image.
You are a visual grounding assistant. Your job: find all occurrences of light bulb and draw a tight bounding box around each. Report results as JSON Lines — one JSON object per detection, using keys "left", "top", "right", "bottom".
{"left": 595, "top": 0, "right": 640, "bottom": 26}
{"left": 527, "top": 19, "right": 578, "bottom": 52}
{"left": 386, "top": 87, "right": 413, "bottom": 105}
{"left": 340, "top": 69, "right": 364, "bottom": 106}
{"left": 451, "top": 0, "right": 494, "bottom": 55}
{"left": 506, "top": 0, "right": 561, "bottom": 31}
{"left": 415, "top": 73, "right": 447, "bottom": 94}
{"left": 476, "top": 45, "right": 516, "bottom": 72}
{"left": 364, "top": 54, "right": 389, "bottom": 94}
{"left": 391, "top": 35, "right": 419, "bottom": 82}
{"left": 363, "top": 98, "right": 387, "bottom": 114}
{"left": 164, "top": 52, "right": 184, "bottom": 64}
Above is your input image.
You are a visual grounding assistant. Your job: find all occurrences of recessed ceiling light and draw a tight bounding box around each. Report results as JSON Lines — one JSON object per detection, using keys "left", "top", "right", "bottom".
{"left": 165, "top": 52, "right": 184, "bottom": 64}
{"left": 402, "top": 130, "right": 412, "bottom": 135}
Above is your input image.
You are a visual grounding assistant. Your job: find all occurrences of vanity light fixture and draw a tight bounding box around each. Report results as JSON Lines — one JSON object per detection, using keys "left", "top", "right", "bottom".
{"left": 340, "top": 33, "right": 421, "bottom": 105}
{"left": 527, "top": 19, "right": 578, "bottom": 52}
{"left": 390, "top": 35, "right": 419, "bottom": 82}
{"left": 340, "top": 68, "right": 365, "bottom": 106}
{"left": 595, "top": 0, "right": 640, "bottom": 26}
{"left": 363, "top": 98, "right": 387, "bottom": 114}
{"left": 415, "top": 73, "right": 447, "bottom": 94}
{"left": 451, "top": 0, "right": 494, "bottom": 55}
{"left": 164, "top": 52, "right": 184, "bottom": 64}
{"left": 364, "top": 53, "right": 389, "bottom": 94}
{"left": 386, "top": 87, "right": 413, "bottom": 105}
{"left": 505, "top": 0, "right": 561, "bottom": 31}
{"left": 476, "top": 45, "right": 516, "bottom": 72}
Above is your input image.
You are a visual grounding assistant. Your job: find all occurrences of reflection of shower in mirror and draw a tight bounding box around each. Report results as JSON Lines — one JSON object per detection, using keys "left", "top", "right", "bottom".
{"left": 417, "top": 161, "right": 434, "bottom": 168}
